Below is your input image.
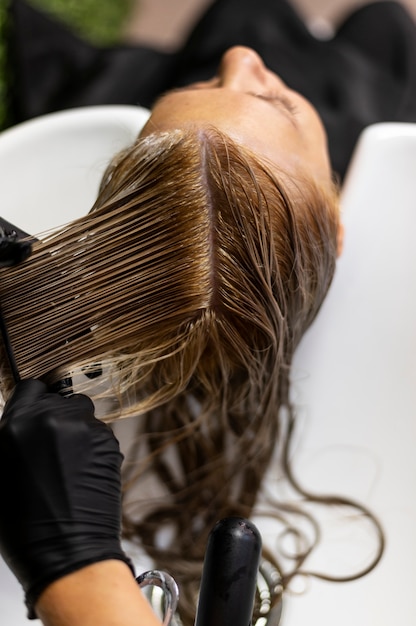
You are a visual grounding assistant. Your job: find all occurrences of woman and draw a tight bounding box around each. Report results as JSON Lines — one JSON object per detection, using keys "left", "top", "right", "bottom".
{"left": 0, "top": 43, "right": 387, "bottom": 625}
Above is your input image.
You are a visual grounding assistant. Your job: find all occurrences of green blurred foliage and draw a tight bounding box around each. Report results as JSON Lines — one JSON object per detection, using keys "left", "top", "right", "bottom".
{"left": 30, "top": 0, "right": 134, "bottom": 45}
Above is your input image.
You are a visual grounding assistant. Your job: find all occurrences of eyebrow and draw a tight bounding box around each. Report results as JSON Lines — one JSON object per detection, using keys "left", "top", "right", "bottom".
{"left": 248, "top": 92, "right": 298, "bottom": 115}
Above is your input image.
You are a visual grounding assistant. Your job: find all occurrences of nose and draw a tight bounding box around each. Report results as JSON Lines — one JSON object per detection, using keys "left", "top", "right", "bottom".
{"left": 218, "top": 46, "right": 268, "bottom": 91}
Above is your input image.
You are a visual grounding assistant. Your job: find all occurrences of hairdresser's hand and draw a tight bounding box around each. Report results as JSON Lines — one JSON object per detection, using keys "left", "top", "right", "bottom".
{"left": 0, "top": 379, "right": 133, "bottom": 618}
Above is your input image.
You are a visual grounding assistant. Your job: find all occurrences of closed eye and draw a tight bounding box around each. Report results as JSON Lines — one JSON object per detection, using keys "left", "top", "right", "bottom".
{"left": 250, "top": 93, "right": 299, "bottom": 116}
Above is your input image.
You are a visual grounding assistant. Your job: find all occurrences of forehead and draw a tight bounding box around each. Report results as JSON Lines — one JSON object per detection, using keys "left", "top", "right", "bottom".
{"left": 147, "top": 87, "right": 294, "bottom": 128}
{"left": 141, "top": 88, "right": 304, "bottom": 170}
{"left": 141, "top": 87, "right": 332, "bottom": 189}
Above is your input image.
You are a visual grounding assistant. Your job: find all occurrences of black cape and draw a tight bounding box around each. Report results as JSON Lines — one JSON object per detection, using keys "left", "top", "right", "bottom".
{"left": 6, "top": 0, "right": 416, "bottom": 179}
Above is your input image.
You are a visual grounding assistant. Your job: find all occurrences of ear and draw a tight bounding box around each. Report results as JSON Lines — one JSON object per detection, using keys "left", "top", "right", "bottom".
{"left": 337, "top": 222, "right": 345, "bottom": 257}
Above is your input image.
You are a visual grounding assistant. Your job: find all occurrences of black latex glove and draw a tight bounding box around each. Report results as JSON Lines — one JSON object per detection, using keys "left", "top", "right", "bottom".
{"left": 0, "top": 379, "right": 134, "bottom": 619}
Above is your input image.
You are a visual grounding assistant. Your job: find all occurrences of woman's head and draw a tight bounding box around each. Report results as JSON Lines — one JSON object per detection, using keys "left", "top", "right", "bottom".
{"left": 141, "top": 46, "right": 334, "bottom": 192}
{"left": 0, "top": 52, "right": 341, "bottom": 623}
{"left": 0, "top": 45, "right": 341, "bottom": 404}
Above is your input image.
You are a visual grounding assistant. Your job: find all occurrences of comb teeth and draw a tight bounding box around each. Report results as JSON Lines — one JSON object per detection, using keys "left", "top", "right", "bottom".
{"left": 0, "top": 218, "right": 34, "bottom": 268}
{"left": 0, "top": 219, "right": 34, "bottom": 382}
{"left": 0, "top": 305, "right": 20, "bottom": 384}
{"left": 0, "top": 236, "right": 33, "bottom": 268}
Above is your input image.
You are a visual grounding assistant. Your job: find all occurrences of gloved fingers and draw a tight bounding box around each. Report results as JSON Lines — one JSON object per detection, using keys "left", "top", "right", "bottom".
{"left": 60, "top": 389, "right": 96, "bottom": 420}
{"left": 1, "top": 378, "right": 49, "bottom": 420}
{"left": 1, "top": 378, "right": 95, "bottom": 425}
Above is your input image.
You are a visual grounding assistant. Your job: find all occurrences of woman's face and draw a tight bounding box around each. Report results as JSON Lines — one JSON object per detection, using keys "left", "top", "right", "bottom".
{"left": 140, "top": 46, "right": 333, "bottom": 188}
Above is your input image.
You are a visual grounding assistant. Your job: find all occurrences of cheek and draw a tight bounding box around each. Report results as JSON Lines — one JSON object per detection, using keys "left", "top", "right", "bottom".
{"left": 292, "top": 93, "right": 327, "bottom": 139}
{"left": 301, "top": 112, "right": 331, "bottom": 173}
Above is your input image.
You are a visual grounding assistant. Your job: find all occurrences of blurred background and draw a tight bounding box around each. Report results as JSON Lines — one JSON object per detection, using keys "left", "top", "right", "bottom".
{"left": 124, "top": 0, "right": 416, "bottom": 48}
{"left": 1, "top": 0, "right": 416, "bottom": 129}
{"left": 15, "top": 0, "right": 416, "bottom": 48}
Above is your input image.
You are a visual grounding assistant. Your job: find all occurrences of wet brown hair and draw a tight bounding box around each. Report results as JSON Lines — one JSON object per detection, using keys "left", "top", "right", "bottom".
{"left": 0, "top": 127, "right": 383, "bottom": 624}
